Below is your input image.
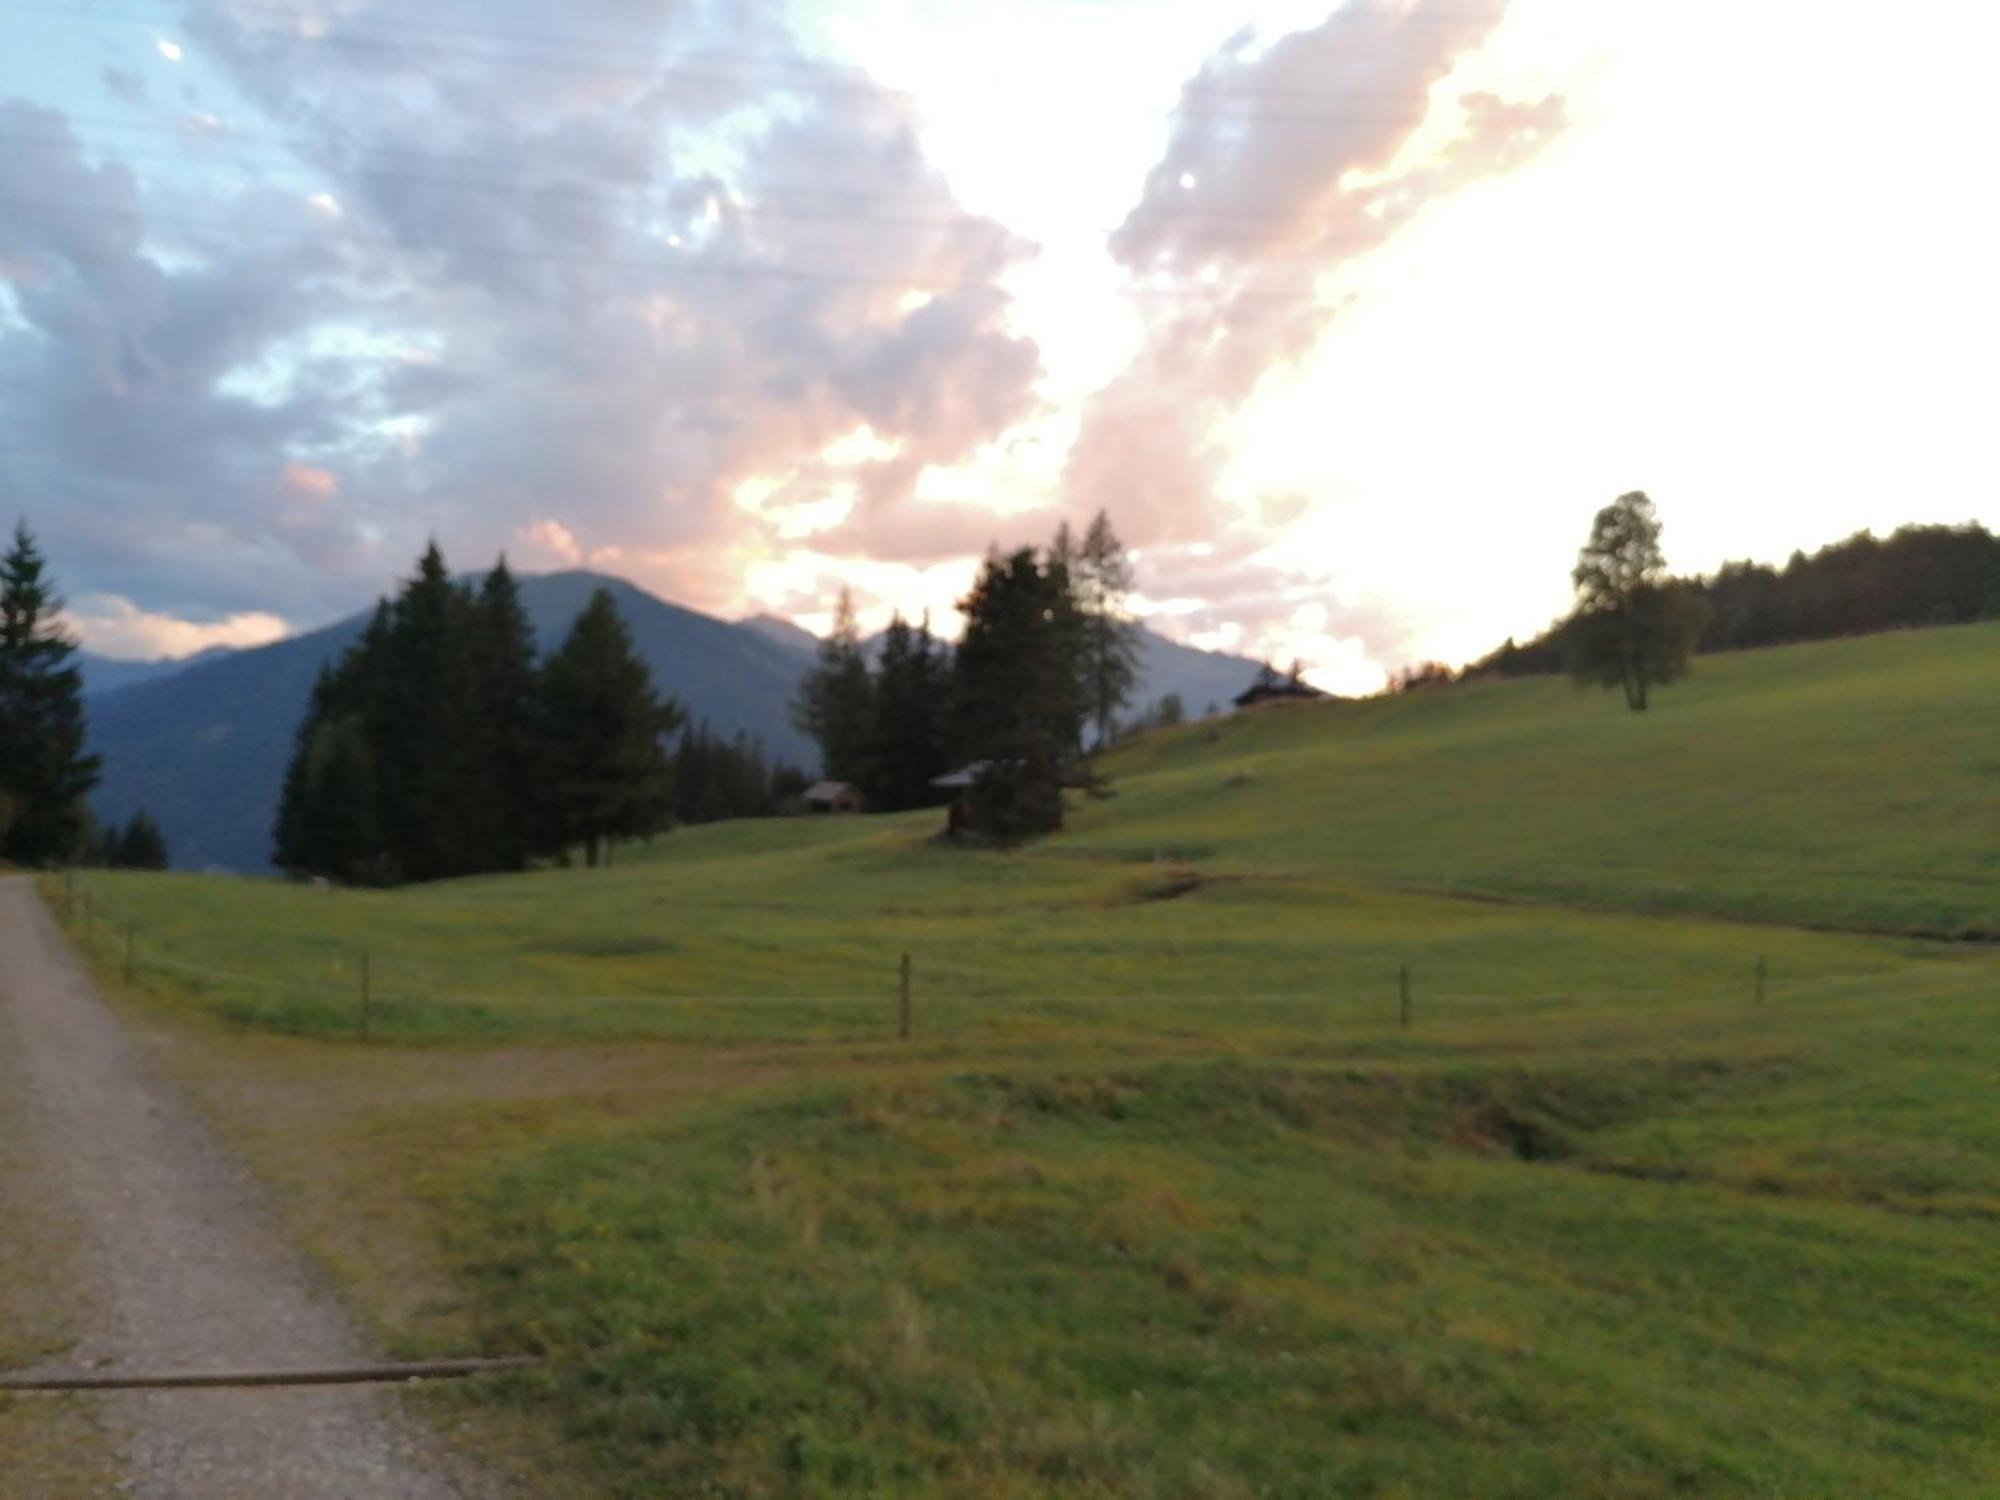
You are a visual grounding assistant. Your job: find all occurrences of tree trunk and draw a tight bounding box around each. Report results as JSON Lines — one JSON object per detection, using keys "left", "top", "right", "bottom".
{"left": 585, "top": 832, "right": 601, "bottom": 868}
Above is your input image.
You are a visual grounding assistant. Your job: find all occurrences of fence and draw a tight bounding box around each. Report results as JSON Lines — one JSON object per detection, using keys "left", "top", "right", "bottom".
{"left": 38, "top": 868, "right": 1846, "bottom": 1053}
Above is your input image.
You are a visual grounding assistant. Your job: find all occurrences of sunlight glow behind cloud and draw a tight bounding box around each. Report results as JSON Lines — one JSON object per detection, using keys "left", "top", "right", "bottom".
{"left": 3, "top": 0, "right": 1995, "bottom": 684}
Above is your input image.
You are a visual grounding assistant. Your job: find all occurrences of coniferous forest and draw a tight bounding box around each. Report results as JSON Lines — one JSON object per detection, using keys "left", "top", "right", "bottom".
{"left": 274, "top": 544, "right": 802, "bottom": 885}
{"left": 790, "top": 509, "right": 1143, "bottom": 843}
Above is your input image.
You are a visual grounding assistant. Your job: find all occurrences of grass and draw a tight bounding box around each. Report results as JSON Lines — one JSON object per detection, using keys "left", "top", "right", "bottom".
{"left": 30, "top": 623, "right": 2000, "bottom": 1496}
{"left": 461, "top": 1024, "right": 2000, "bottom": 1498}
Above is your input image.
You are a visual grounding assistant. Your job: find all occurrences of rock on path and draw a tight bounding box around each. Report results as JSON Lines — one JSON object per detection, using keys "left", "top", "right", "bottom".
{"left": 0, "top": 877, "right": 485, "bottom": 1498}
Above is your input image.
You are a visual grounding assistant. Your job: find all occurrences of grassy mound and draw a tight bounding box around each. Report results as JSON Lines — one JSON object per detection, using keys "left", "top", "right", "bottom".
{"left": 462, "top": 1003, "right": 2000, "bottom": 1497}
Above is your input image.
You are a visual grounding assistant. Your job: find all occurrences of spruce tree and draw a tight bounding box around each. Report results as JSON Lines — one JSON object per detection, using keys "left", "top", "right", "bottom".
{"left": 540, "top": 588, "right": 683, "bottom": 867}
{"left": 790, "top": 587, "right": 876, "bottom": 785}
{"left": 0, "top": 522, "right": 101, "bottom": 864}
{"left": 375, "top": 543, "right": 479, "bottom": 880}
{"left": 467, "top": 559, "right": 543, "bottom": 870}
{"left": 951, "top": 548, "right": 1083, "bottom": 841}
{"left": 116, "top": 811, "right": 170, "bottom": 870}
{"left": 868, "top": 612, "right": 951, "bottom": 810}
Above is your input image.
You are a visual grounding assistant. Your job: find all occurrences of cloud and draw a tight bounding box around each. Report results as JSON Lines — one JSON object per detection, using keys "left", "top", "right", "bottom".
{"left": 63, "top": 594, "right": 289, "bottom": 660}
{"left": 280, "top": 462, "right": 339, "bottom": 500}
{"left": 4, "top": 0, "right": 1042, "bottom": 631}
{"left": 1064, "top": 0, "right": 1563, "bottom": 675}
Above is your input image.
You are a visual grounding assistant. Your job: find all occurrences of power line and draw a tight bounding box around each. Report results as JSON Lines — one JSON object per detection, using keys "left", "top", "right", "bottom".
{"left": 0, "top": 125, "right": 1441, "bottom": 243}
{"left": 7, "top": 0, "right": 1513, "bottom": 121}
{"left": 0, "top": 190, "right": 1342, "bottom": 299}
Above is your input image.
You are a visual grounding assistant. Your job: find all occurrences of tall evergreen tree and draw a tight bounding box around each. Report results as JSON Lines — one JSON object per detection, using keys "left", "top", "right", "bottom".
{"left": 115, "top": 811, "right": 170, "bottom": 870}
{"left": 868, "top": 612, "right": 952, "bottom": 810}
{"left": 467, "top": 559, "right": 543, "bottom": 870}
{"left": 540, "top": 587, "right": 683, "bottom": 867}
{"left": 0, "top": 522, "right": 101, "bottom": 864}
{"left": 1073, "top": 510, "right": 1142, "bottom": 748}
{"left": 951, "top": 548, "right": 1083, "bottom": 841}
{"left": 374, "top": 543, "right": 480, "bottom": 880}
{"left": 790, "top": 587, "right": 876, "bottom": 783}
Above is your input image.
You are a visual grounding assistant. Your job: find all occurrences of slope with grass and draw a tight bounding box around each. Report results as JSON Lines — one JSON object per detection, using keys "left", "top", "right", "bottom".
{"left": 36, "top": 622, "right": 2000, "bottom": 1497}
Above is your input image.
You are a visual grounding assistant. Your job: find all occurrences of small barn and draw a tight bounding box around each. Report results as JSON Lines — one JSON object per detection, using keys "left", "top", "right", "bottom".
{"left": 804, "top": 780, "right": 862, "bottom": 814}
{"left": 1232, "top": 665, "right": 1327, "bottom": 711}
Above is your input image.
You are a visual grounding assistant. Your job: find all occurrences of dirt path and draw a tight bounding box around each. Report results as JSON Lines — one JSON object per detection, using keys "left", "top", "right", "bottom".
{"left": 0, "top": 877, "right": 485, "bottom": 1498}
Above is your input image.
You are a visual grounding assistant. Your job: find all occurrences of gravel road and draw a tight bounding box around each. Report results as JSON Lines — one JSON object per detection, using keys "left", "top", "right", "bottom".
{"left": 0, "top": 876, "right": 487, "bottom": 1498}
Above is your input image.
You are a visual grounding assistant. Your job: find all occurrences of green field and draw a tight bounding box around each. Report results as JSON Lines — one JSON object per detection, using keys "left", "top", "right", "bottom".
{"left": 44, "top": 623, "right": 2000, "bottom": 1496}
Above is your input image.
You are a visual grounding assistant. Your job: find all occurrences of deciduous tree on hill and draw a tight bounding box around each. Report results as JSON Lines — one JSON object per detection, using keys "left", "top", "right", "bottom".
{"left": 1074, "top": 509, "right": 1142, "bottom": 749}
{"left": 1564, "top": 492, "right": 1708, "bottom": 711}
{"left": 0, "top": 521, "right": 100, "bottom": 864}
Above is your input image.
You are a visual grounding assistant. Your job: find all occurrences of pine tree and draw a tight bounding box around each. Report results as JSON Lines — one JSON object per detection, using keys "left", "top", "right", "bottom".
{"left": 868, "top": 612, "right": 951, "bottom": 810}
{"left": 951, "top": 548, "right": 1083, "bottom": 841}
{"left": 374, "top": 543, "right": 480, "bottom": 880}
{"left": 274, "top": 664, "right": 337, "bottom": 873}
{"left": 540, "top": 588, "right": 683, "bottom": 867}
{"left": 467, "top": 559, "right": 543, "bottom": 870}
{"left": 115, "top": 811, "right": 170, "bottom": 870}
{"left": 790, "top": 587, "right": 876, "bottom": 784}
{"left": 1074, "top": 510, "right": 1142, "bottom": 749}
{"left": 0, "top": 522, "right": 101, "bottom": 864}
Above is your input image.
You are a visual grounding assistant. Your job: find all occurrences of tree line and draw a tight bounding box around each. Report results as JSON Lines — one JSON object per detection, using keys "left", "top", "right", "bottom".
{"left": 1458, "top": 515, "right": 2000, "bottom": 695}
{"left": 791, "top": 510, "right": 1142, "bottom": 841}
{"left": 275, "top": 544, "right": 798, "bottom": 884}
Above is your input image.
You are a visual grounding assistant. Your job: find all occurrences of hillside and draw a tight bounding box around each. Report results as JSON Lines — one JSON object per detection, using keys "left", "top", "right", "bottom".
{"left": 46, "top": 622, "right": 2000, "bottom": 1497}
{"left": 66, "top": 621, "right": 2000, "bottom": 1035}
{"left": 1085, "top": 619, "right": 2000, "bottom": 937}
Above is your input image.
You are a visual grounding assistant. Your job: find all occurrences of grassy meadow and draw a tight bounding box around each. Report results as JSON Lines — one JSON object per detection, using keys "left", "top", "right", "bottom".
{"left": 36, "top": 622, "right": 2000, "bottom": 1496}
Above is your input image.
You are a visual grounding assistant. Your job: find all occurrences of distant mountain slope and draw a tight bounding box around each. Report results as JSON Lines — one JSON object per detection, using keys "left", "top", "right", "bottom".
{"left": 88, "top": 572, "right": 817, "bottom": 873}
{"left": 77, "top": 646, "right": 234, "bottom": 698}
{"left": 1132, "top": 630, "right": 1263, "bottom": 718}
{"left": 737, "top": 614, "right": 821, "bottom": 663}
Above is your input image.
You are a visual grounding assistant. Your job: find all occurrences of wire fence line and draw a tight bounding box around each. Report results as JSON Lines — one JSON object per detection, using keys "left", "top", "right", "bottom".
{"left": 41, "top": 870, "right": 1864, "bottom": 1049}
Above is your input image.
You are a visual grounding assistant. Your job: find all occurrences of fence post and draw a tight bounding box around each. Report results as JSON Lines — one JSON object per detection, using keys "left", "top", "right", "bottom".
{"left": 63, "top": 869, "right": 74, "bottom": 923}
{"left": 124, "top": 917, "right": 136, "bottom": 982}
{"left": 359, "top": 948, "right": 373, "bottom": 1042}
{"left": 1399, "top": 962, "right": 1411, "bottom": 1028}
{"left": 1754, "top": 955, "right": 1767, "bottom": 1007}
{"left": 898, "top": 952, "right": 912, "bottom": 1040}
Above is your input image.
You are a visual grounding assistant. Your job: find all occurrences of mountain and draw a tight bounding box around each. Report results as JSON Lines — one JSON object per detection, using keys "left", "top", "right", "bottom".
{"left": 85, "top": 570, "right": 1266, "bottom": 873}
{"left": 87, "top": 572, "right": 818, "bottom": 873}
{"left": 77, "top": 646, "right": 234, "bottom": 698}
{"left": 737, "top": 613, "right": 821, "bottom": 663}
{"left": 1131, "top": 631, "right": 1263, "bottom": 718}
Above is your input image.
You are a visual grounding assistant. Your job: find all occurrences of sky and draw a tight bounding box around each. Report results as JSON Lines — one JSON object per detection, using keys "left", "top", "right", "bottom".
{"left": 3, "top": 0, "right": 1996, "bottom": 692}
